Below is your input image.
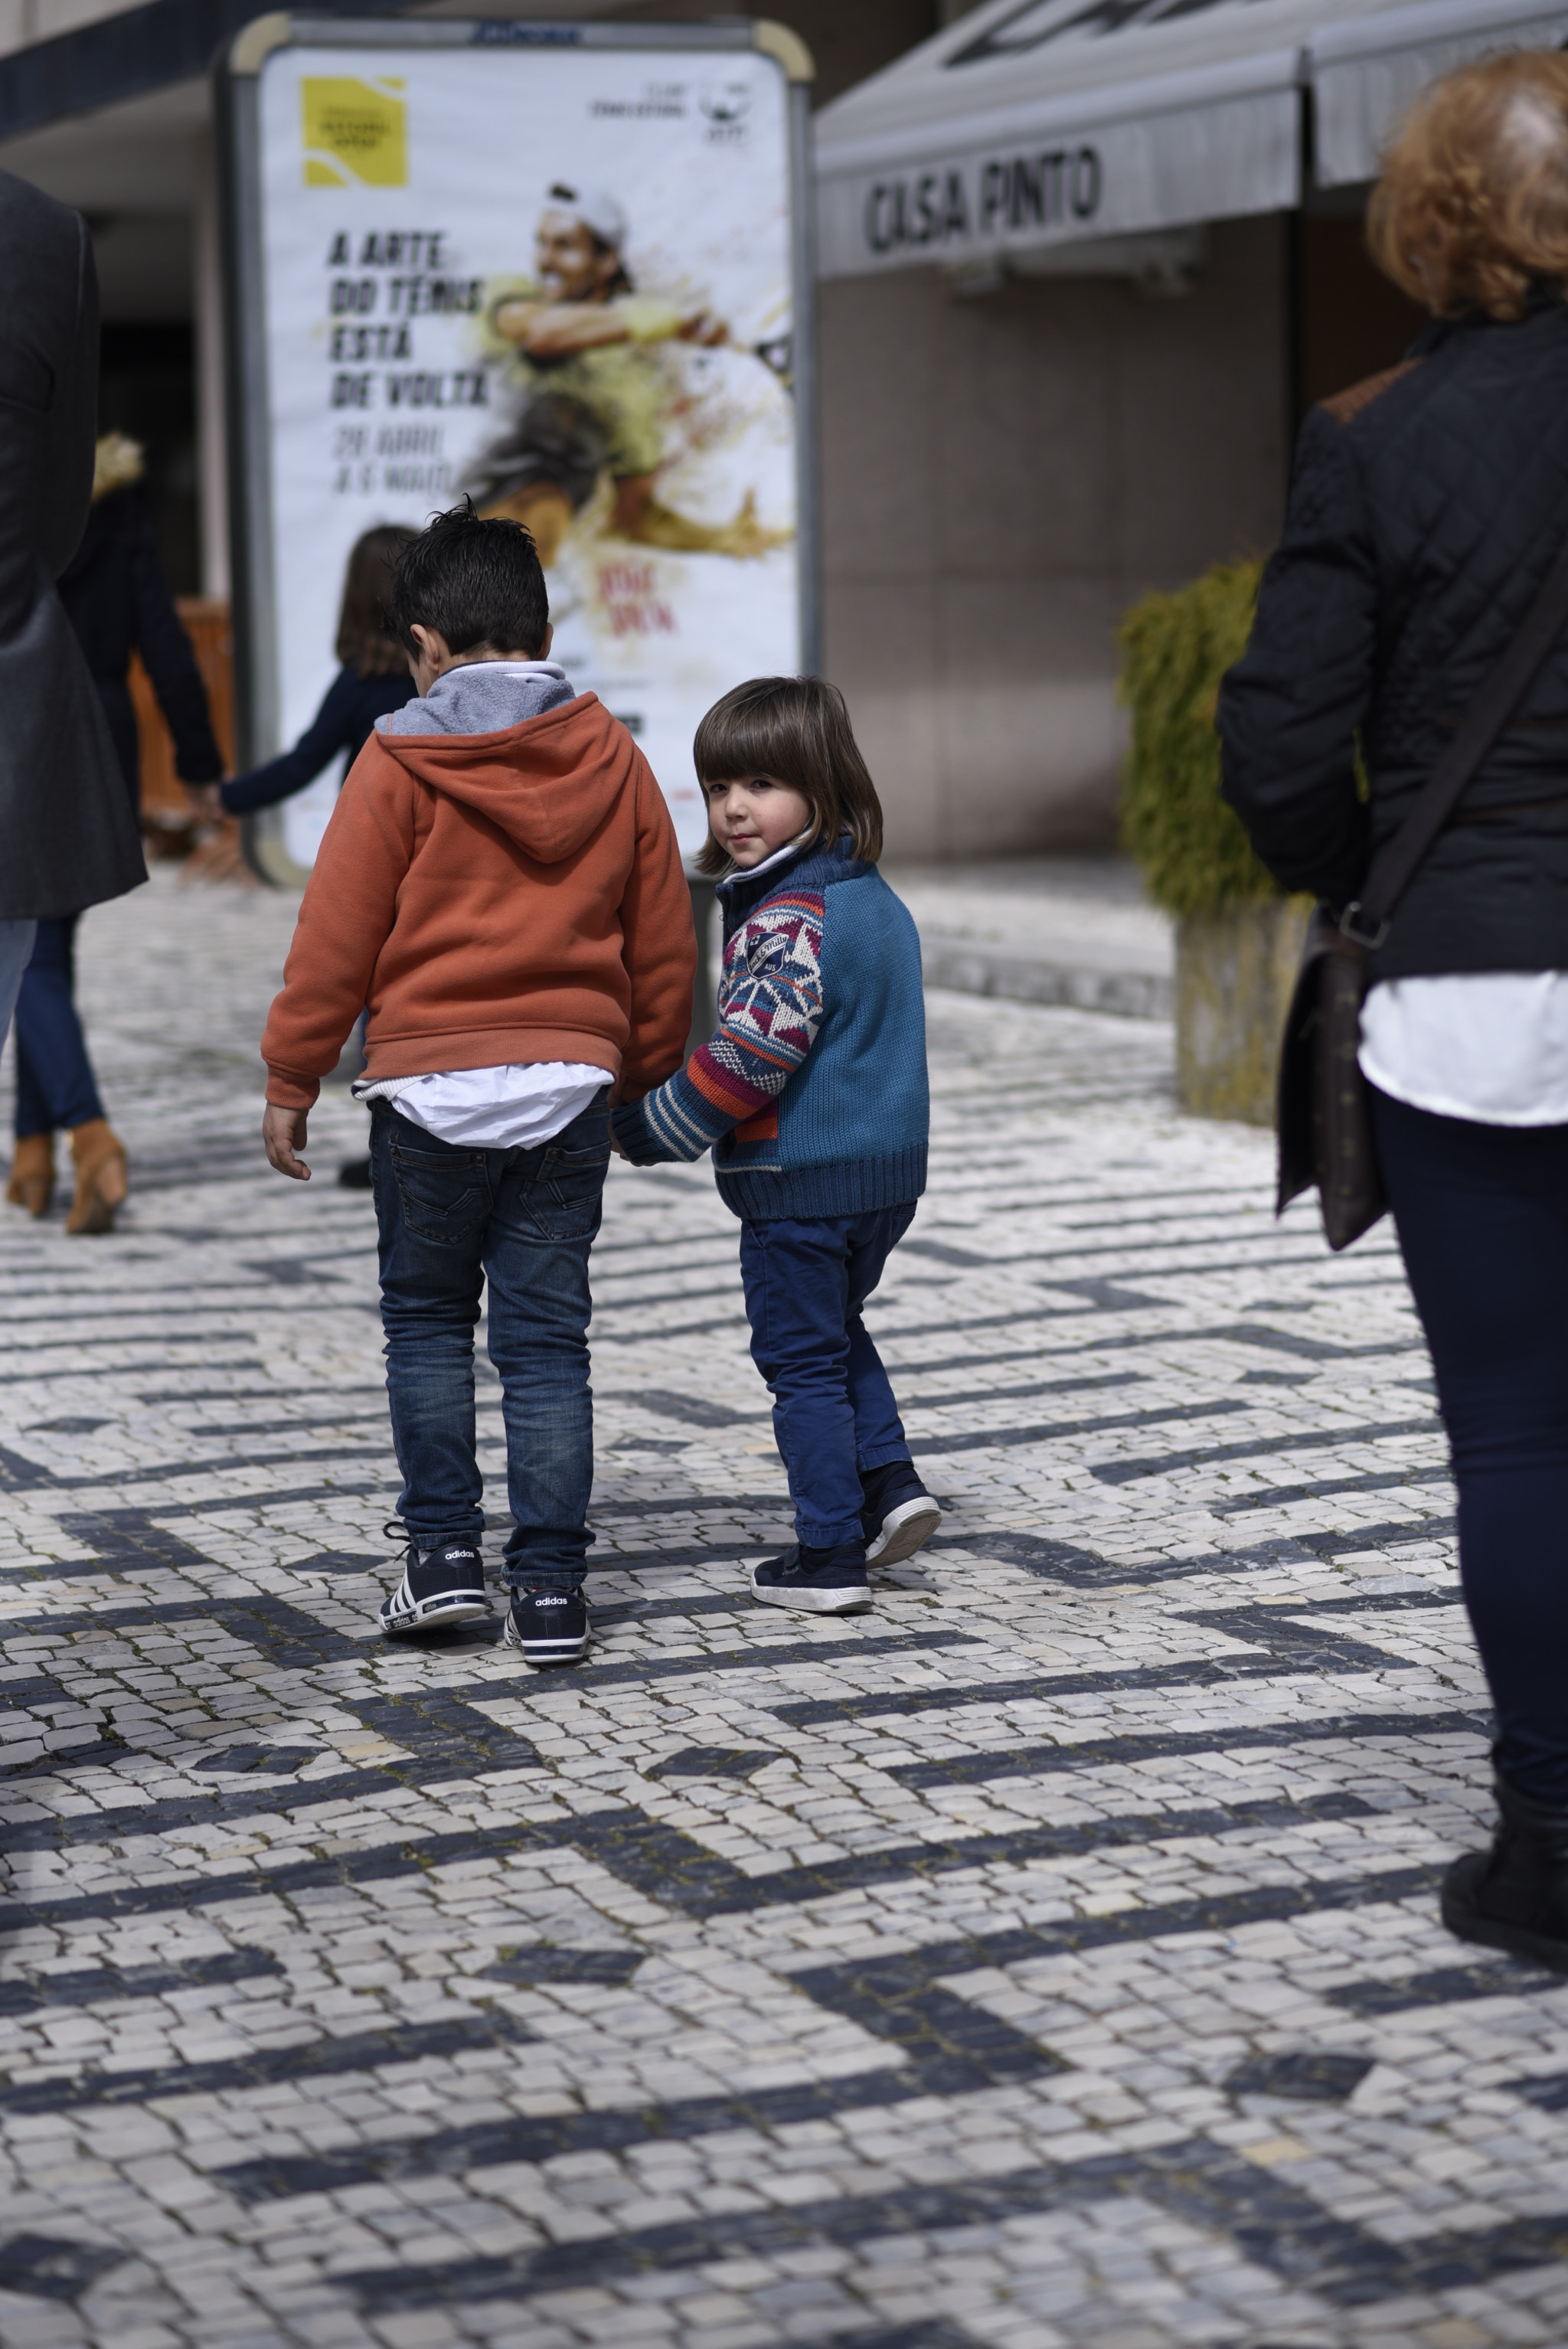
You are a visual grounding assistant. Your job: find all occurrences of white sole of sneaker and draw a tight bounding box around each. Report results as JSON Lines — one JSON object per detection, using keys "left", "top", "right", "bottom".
{"left": 865, "top": 1495, "right": 942, "bottom": 1567}
{"left": 503, "top": 1614, "right": 590, "bottom": 1665}
{"left": 750, "top": 1568, "right": 872, "bottom": 1614}
{"left": 379, "top": 1590, "right": 492, "bottom": 1635}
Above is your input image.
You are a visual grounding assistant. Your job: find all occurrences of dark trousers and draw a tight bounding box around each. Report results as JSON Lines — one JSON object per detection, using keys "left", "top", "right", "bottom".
{"left": 369, "top": 1094, "right": 609, "bottom": 1589}
{"left": 13, "top": 917, "right": 104, "bottom": 1138}
{"left": 1374, "top": 1086, "right": 1568, "bottom": 1805}
{"left": 739, "top": 1204, "right": 916, "bottom": 1549}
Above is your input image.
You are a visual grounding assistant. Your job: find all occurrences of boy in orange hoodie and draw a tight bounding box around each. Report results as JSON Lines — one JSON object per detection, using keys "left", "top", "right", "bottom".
{"left": 259, "top": 504, "right": 695, "bottom": 1665}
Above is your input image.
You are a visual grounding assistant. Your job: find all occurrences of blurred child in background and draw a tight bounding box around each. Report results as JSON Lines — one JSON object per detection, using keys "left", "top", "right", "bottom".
{"left": 217, "top": 525, "right": 416, "bottom": 823}
{"left": 217, "top": 524, "right": 416, "bottom": 1189}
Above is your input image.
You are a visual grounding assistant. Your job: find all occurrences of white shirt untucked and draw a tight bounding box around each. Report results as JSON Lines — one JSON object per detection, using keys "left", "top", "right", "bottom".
{"left": 354, "top": 1062, "right": 612, "bottom": 1149}
{"left": 1359, "top": 972, "right": 1568, "bottom": 1125}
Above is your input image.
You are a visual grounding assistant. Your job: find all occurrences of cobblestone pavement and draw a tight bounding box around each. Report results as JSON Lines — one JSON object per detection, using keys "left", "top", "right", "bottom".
{"left": 0, "top": 871, "right": 1560, "bottom": 2349}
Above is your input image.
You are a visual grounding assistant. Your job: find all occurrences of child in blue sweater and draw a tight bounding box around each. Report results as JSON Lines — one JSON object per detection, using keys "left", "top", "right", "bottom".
{"left": 612, "top": 676, "right": 938, "bottom": 1613}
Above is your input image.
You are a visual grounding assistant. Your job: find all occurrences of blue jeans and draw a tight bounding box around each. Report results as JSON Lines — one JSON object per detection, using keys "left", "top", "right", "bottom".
{"left": 369, "top": 1093, "right": 610, "bottom": 1591}
{"left": 739, "top": 1204, "right": 917, "bottom": 1549}
{"left": 13, "top": 917, "right": 104, "bottom": 1137}
{"left": 1374, "top": 1086, "right": 1568, "bottom": 1805}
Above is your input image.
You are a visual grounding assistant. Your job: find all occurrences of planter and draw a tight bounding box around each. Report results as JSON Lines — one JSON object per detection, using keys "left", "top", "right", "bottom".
{"left": 1174, "top": 897, "right": 1311, "bottom": 1126}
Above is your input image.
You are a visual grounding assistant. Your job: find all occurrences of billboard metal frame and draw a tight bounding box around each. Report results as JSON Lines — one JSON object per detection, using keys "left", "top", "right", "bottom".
{"left": 213, "top": 10, "right": 818, "bottom": 888}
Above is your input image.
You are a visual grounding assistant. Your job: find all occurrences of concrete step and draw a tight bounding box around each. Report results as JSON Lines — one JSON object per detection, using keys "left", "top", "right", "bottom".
{"left": 886, "top": 858, "right": 1173, "bottom": 1022}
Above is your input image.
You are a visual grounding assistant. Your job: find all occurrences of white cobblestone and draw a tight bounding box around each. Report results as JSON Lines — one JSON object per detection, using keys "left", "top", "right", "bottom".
{"left": 0, "top": 867, "right": 1555, "bottom": 2346}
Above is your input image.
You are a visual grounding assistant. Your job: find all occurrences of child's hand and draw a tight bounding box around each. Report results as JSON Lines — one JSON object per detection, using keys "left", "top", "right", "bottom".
{"left": 263, "top": 1104, "right": 312, "bottom": 1181}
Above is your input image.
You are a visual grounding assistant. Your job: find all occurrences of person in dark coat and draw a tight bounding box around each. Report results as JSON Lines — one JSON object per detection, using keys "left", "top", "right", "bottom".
{"left": 6, "top": 433, "right": 224, "bottom": 1233}
{"left": 0, "top": 169, "right": 145, "bottom": 1048}
{"left": 218, "top": 524, "right": 415, "bottom": 817}
{"left": 64, "top": 433, "right": 224, "bottom": 816}
{"left": 1217, "top": 52, "right": 1568, "bottom": 1975}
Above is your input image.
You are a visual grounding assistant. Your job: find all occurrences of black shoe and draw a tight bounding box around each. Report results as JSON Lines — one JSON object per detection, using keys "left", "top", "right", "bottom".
{"left": 338, "top": 1155, "right": 373, "bottom": 1191}
{"left": 1441, "top": 1766, "right": 1568, "bottom": 1974}
{"left": 378, "top": 1541, "right": 492, "bottom": 1635}
{"left": 505, "top": 1585, "right": 591, "bottom": 1666}
{"left": 860, "top": 1462, "right": 942, "bottom": 1567}
{"left": 751, "top": 1541, "right": 871, "bottom": 1615}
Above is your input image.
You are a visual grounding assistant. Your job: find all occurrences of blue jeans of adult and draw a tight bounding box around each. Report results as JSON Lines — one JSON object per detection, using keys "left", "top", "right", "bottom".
{"left": 369, "top": 1092, "right": 610, "bottom": 1592}
{"left": 739, "top": 1204, "right": 918, "bottom": 1548}
{"left": 0, "top": 919, "right": 36, "bottom": 1044}
{"left": 13, "top": 916, "right": 104, "bottom": 1138}
{"left": 1373, "top": 1085, "right": 1568, "bottom": 1807}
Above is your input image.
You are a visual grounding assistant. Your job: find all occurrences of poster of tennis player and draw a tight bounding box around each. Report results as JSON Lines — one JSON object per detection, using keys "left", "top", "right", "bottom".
{"left": 234, "top": 26, "right": 805, "bottom": 871}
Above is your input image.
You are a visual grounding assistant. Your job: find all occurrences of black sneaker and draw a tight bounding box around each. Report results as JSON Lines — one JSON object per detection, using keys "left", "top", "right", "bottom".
{"left": 860, "top": 1462, "right": 942, "bottom": 1567}
{"left": 1441, "top": 1765, "right": 1568, "bottom": 1973}
{"left": 505, "top": 1585, "right": 591, "bottom": 1666}
{"left": 751, "top": 1541, "right": 871, "bottom": 1615}
{"left": 378, "top": 1541, "right": 492, "bottom": 1635}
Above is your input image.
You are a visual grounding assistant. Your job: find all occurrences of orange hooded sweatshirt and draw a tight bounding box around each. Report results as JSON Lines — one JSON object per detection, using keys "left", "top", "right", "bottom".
{"left": 260, "top": 692, "right": 696, "bottom": 1113}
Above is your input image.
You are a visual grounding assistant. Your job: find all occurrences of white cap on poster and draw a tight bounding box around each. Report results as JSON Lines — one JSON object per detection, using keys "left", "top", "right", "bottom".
{"left": 544, "top": 181, "right": 628, "bottom": 250}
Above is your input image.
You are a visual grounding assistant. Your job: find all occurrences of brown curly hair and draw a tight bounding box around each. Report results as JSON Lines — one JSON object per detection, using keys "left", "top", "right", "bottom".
{"left": 1369, "top": 52, "right": 1568, "bottom": 320}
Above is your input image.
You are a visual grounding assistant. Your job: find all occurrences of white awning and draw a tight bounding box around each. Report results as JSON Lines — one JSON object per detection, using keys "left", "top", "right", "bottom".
{"left": 1314, "top": 0, "right": 1568, "bottom": 181}
{"left": 815, "top": 0, "right": 1568, "bottom": 278}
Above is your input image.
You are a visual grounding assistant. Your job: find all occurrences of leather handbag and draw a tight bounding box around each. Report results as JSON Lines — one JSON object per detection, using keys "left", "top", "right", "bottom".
{"left": 1277, "top": 529, "right": 1568, "bottom": 1252}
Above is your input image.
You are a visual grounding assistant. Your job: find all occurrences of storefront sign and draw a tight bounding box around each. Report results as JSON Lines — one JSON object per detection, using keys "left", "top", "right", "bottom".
{"left": 219, "top": 18, "right": 813, "bottom": 879}
{"left": 817, "top": 74, "right": 1297, "bottom": 277}
{"left": 862, "top": 149, "right": 1103, "bottom": 256}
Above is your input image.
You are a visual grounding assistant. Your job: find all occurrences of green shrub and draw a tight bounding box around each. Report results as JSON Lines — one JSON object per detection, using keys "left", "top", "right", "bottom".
{"left": 1117, "top": 558, "right": 1281, "bottom": 920}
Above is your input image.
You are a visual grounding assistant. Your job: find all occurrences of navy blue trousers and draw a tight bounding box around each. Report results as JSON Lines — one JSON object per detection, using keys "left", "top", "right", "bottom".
{"left": 1374, "top": 1086, "right": 1568, "bottom": 1805}
{"left": 13, "top": 917, "right": 104, "bottom": 1138}
{"left": 739, "top": 1204, "right": 916, "bottom": 1549}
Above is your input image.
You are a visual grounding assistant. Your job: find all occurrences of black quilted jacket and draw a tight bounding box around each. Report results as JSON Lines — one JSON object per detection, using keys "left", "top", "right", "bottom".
{"left": 1217, "top": 296, "right": 1568, "bottom": 980}
{"left": 59, "top": 486, "right": 223, "bottom": 809}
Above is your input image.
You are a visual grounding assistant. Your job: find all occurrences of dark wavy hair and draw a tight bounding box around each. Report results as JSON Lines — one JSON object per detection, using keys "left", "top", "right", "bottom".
{"left": 693, "top": 675, "right": 884, "bottom": 877}
{"left": 336, "top": 525, "right": 417, "bottom": 678}
{"left": 387, "top": 498, "right": 549, "bottom": 660}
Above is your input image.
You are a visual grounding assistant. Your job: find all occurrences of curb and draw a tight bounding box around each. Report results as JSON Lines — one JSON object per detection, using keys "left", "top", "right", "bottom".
{"left": 919, "top": 933, "right": 1172, "bottom": 1022}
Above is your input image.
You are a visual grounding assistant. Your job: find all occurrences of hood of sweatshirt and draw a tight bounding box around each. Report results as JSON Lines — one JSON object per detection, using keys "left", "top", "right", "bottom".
{"left": 375, "top": 658, "right": 577, "bottom": 738}
{"left": 373, "top": 679, "right": 640, "bottom": 866}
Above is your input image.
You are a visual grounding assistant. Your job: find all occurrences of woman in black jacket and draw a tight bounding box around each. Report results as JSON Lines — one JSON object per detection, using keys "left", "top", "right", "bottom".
{"left": 218, "top": 524, "right": 414, "bottom": 818}
{"left": 1219, "top": 53, "right": 1568, "bottom": 1974}
{"left": 5, "top": 434, "right": 223, "bottom": 1233}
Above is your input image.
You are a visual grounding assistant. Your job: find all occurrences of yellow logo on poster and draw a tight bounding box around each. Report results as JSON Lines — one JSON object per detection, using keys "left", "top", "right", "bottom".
{"left": 301, "top": 78, "right": 407, "bottom": 188}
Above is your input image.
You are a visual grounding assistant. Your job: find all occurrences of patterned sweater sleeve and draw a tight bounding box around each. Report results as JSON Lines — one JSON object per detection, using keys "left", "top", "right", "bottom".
{"left": 611, "top": 888, "right": 825, "bottom": 1164}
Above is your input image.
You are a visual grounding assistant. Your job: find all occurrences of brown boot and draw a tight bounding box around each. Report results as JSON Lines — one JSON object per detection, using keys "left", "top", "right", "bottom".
{"left": 5, "top": 1132, "right": 54, "bottom": 1217}
{"left": 66, "top": 1119, "right": 128, "bottom": 1235}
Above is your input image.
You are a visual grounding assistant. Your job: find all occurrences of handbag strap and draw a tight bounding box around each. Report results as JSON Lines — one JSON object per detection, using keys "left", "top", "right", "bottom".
{"left": 1344, "top": 528, "right": 1568, "bottom": 948}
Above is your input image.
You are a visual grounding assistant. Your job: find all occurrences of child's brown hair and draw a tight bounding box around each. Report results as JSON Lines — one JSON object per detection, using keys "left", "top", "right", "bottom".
{"left": 336, "top": 524, "right": 417, "bottom": 678}
{"left": 693, "top": 675, "right": 883, "bottom": 878}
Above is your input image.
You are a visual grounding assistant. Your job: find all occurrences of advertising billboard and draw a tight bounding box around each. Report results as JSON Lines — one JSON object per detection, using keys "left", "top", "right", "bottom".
{"left": 216, "top": 15, "right": 816, "bottom": 882}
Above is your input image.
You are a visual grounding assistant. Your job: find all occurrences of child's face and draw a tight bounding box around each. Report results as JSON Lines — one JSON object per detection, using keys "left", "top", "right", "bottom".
{"left": 704, "top": 775, "right": 812, "bottom": 868}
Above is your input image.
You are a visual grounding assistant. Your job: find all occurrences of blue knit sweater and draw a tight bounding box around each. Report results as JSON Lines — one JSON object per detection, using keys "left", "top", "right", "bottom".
{"left": 611, "top": 833, "right": 928, "bottom": 1220}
